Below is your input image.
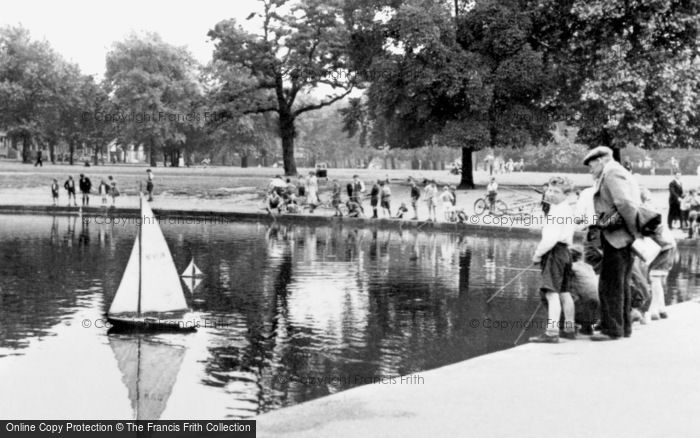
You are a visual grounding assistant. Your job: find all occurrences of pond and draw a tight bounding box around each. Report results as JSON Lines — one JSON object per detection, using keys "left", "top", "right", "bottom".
{"left": 0, "top": 214, "right": 698, "bottom": 419}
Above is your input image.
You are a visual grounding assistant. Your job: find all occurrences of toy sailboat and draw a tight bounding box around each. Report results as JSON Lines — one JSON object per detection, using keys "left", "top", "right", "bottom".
{"left": 181, "top": 258, "right": 204, "bottom": 294}
{"left": 107, "top": 194, "right": 196, "bottom": 331}
{"left": 181, "top": 258, "right": 204, "bottom": 278}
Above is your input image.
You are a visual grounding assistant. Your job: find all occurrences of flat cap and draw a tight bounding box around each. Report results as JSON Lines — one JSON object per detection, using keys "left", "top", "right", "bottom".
{"left": 583, "top": 146, "right": 613, "bottom": 165}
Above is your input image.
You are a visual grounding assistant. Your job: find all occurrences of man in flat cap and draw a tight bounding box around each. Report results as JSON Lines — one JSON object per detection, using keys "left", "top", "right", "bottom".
{"left": 584, "top": 146, "right": 641, "bottom": 341}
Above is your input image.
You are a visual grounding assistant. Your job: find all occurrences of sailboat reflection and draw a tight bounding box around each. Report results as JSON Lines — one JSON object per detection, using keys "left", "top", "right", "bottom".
{"left": 108, "top": 334, "right": 186, "bottom": 420}
{"left": 182, "top": 277, "right": 203, "bottom": 295}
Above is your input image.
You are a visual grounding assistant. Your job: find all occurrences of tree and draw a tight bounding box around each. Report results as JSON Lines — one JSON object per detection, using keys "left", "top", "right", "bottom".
{"left": 530, "top": 0, "right": 700, "bottom": 158}
{"left": 0, "top": 26, "right": 64, "bottom": 163}
{"left": 342, "top": 0, "right": 553, "bottom": 188}
{"left": 104, "top": 33, "right": 201, "bottom": 167}
{"left": 208, "top": 0, "right": 354, "bottom": 175}
{"left": 297, "top": 102, "right": 365, "bottom": 167}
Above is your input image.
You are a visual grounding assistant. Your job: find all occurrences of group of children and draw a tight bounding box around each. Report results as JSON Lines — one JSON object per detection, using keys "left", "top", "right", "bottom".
{"left": 529, "top": 176, "right": 676, "bottom": 343}
{"left": 265, "top": 174, "right": 466, "bottom": 222}
{"left": 51, "top": 174, "right": 119, "bottom": 207}
{"left": 49, "top": 169, "right": 156, "bottom": 207}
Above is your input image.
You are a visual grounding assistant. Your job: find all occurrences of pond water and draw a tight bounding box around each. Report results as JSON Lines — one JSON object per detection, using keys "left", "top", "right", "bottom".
{"left": 0, "top": 214, "right": 698, "bottom": 419}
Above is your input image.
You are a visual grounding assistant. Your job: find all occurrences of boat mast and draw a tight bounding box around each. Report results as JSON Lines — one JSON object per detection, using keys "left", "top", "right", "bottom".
{"left": 137, "top": 191, "right": 142, "bottom": 316}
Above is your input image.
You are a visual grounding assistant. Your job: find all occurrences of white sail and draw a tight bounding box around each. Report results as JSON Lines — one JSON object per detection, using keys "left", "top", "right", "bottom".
{"left": 110, "top": 337, "right": 186, "bottom": 420}
{"left": 182, "top": 277, "right": 203, "bottom": 294}
{"left": 109, "top": 198, "right": 188, "bottom": 315}
{"left": 109, "top": 237, "right": 141, "bottom": 314}
{"left": 181, "top": 258, "right": 203, "bottom": 278}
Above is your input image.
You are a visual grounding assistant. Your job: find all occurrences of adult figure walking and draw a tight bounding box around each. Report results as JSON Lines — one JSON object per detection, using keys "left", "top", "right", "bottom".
{"left": 668, "top": 172, "right": 683, "bottom": 229}
{"left": 584, "top": 146, "right": 641, "bottom": 341}
{"left": 35, "top": 150, "right": 43, "bottom": 167}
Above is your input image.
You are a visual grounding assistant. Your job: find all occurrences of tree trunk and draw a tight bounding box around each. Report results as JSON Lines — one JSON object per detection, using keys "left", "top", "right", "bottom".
{"left": 22, "top": 135, "right": 30, "bottom": 163}
{"left": 458, "top": 147, "right": 475, "bottom": 189}
{"left": 149, "top": 140, "right": 157, "bottom": 167}
{"left": 49, "top": 143, "right": 55, "bottom": 164}
{"left": 93, "top": 146, "right": 99, "bottom": 166}
{"left": 69, "top": 141, "right": 75, "bottom": 165}
{"left": 391, "top": 156, "right": 396, "bottom": 170}
{"left": 241, "top": 155, "right": 248, "bottom": 168}
{"left": 279, "top": 111, "right": 297, "bottom": 176}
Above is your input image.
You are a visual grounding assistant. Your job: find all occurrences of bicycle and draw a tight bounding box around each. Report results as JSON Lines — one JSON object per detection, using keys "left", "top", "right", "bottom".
{"left": 473, "top": 194, "right": 507, "bottom": 216}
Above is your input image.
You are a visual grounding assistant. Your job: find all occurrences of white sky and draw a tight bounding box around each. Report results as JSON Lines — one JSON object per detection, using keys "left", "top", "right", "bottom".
{"left": 1, "top": 0, "right": 265, "bottom": 78}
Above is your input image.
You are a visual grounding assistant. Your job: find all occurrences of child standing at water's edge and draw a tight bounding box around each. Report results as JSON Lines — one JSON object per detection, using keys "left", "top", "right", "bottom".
{"left": 529, "top": 176, "right": 577, "bottom": 343}
{"left": 51, "top": 179, "right": 59, "bottom": 206}
{"left": 109, "top": 176, "right": 119, "bottom": 207}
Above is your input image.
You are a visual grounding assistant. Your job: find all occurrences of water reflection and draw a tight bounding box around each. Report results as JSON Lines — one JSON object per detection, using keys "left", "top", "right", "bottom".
{"left": 109, "top": 334, "right": 186, "bottom": 420}
{"left": 0, "top": 214, "right": 698, "bottom": 419}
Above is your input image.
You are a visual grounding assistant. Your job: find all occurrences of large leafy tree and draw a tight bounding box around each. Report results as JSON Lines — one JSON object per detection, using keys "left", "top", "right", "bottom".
{"left": 342, "top": 0, "right": 553, "bottom": 188}
{"left": 0, "top": 26, "right": 65, "bottom": 163}
{"left": 530, "top": 0, "right": 700, "bottom": 158}
{"left": 208, "top": 0, "right": 354, "bottom": 175}
{"left": 104, "top": 33, "right": 201, "bottom": 167}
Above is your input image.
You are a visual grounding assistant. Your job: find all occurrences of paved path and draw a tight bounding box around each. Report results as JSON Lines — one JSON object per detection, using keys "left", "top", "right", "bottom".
{"left": 256, "top": 301, "right": 700, "bottom": 438}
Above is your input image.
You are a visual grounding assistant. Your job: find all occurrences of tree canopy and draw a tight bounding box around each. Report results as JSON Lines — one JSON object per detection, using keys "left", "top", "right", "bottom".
{"left": 104, "top": 32, "right": 202, "bottom": 166}
{"left": 208, "top": 0, "right": 354, "bottom": 175}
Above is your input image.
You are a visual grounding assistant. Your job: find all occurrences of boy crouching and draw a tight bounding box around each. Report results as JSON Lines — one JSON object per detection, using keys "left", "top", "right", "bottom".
{"left": 530, "top": 177, "right": 577, "bottom": 343}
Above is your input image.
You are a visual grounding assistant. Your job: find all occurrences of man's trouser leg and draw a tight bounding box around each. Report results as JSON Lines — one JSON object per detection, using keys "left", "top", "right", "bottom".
{"left": 599, "top": 235, "right": 633, "bottom": 337}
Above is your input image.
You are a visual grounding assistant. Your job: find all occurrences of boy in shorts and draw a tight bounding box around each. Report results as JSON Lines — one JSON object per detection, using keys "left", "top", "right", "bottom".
{"left": 529, "top": 176, "right": 577, "bottom": 343}
{"left": 51, "top": 179, "right": 59, "bottom": 205}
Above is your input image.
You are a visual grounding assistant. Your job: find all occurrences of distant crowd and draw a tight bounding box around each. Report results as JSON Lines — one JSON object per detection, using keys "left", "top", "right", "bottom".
{"left": 265, "top": 173, "right": 469, "bottom": 222}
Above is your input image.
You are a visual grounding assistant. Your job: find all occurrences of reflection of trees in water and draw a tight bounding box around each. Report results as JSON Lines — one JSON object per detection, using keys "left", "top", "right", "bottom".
{"left": 667, "top": 248, "right": 700, "bottom": 304}
{"left": 186, "top": 225, "right": 544, "bottom": 415}
{"left": 0, "top": 215, "right": 114, "bottom": 351}
{"left": 13, "top": 217, "right": 700, "bottom": 418}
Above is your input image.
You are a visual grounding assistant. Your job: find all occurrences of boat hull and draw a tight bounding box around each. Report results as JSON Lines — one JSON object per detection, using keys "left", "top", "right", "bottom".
{"left": 107, "top": 314, "right": 198, "bottom": 333}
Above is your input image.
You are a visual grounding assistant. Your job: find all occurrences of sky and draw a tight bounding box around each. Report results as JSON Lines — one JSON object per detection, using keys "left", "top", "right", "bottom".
{"left": 1, "top": 0, "right": 265, "bottom": 78}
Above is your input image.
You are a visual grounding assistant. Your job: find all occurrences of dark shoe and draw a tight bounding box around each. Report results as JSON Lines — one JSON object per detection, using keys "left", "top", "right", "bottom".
{"left": 590, "top": 333, "right": 620, "bottom": 342}
{"left": 560, "top": 330, "right": 577, "bottom": 340}
{"left": 528, "top": 333, "right": 559, "bottom": 343}
{"left": 579, "top": 325, "right": 594, "bottom": 336}
{"left": 659, "top": 311, "right": 668, "bottom": 319}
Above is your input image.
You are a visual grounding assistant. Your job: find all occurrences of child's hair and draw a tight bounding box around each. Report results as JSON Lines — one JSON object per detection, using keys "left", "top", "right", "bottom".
{"left": 547, "top": 176, "right": 573, "bottom": 194}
